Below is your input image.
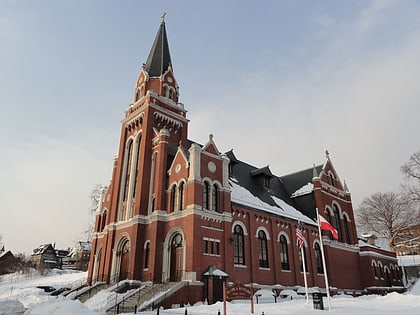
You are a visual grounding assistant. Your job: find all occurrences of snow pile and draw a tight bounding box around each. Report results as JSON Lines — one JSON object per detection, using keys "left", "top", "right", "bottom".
{"left": 24, "top": 297, "right": 97, "bottom": 315}
{"left": 0, "top": 269, "right": 86, "bottom": 313}
{"left": 0, "top": 298, "right": 25, "bottom": 314}
{"left": 0, "top": 268, "right": 420, "bottom": 315}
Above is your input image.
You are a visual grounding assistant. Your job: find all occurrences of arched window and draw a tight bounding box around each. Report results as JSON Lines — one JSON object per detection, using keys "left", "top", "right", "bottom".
{"left": 100, "top": 210, "right": 107, "bottom": 232}
{"left": 178, "top": 182, "right": 184, "bottom": 211}
{"left": 333, "top": 205, "right": 342, "bottom": 242}
{"left": 258, "top": 230, "right": 269, "bottom": 268}
{"left": 329, "top": 172, "right": 334, "bottom": 186}
{"left": 378, "top": 261, "right": 384, "bottom": 279}
{"left": 211, "top": 184, "right": 219, "bottom": 212}
{"left": 170, "top": 185, "right": 176, "bottom": 212}
{"left": 325, "top": 209, "right": 333, "bottom": 239}
{"left": 123, "top": 140, "right": 134, "bottom": 202}
{"left": 203, "top": 181, "right": 210, "bottom": 209}
{"left": 314, "top": 243, "right": 324, "bottom": 274}
{"left": 233, "top": 225, "right": 245, "bottom": 265}
{"left": 131, "top": 137, "right": 141, "bottom": 199}
{"left": 144, "top": 242, "right": 150, "bottom": 269}
{"left": 372, "top": 260, "right": 378, "bottom": 278}
{"left": 279, "top": 235, "right": 289, "bottom": 270}
{"left": 163, "top": 86, "right": 168, "bottom": 97}
{"left": 299, "top": 246, "right": 308, "bottom": 272}
{"left": 343, "top": 214, "right": 351, "bottom": 244}
{"left": 136, "top": 88, "right": 141, "bottom": 101}
{"left": 169, "top": 88, "right": 174, "bottom": 100}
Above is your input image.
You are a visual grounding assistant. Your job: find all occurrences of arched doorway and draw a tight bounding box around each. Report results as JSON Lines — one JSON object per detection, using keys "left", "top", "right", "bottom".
{"left": 92, "top": 248, "right": 102, "bottom": 283}
{"left": 111, "top": 236, "right": 131, "bottom": 283}
{"left": 119, "top": 240, "right": 130, "bottom": 281}
{"left": 169, "top": 233, "right": 183, "bottom": 282}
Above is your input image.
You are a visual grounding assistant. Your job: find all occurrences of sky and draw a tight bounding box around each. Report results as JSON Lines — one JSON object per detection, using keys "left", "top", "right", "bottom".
{"left": 1, "top": 0, "right": 419, "bottom": 255}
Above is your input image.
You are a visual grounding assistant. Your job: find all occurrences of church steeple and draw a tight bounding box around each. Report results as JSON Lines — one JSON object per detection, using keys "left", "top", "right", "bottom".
{"left": 144, "top": 18, "right": 173, "bottom": 77}
{"left": 134, "top": 16, "right": 179, "bottom": 104}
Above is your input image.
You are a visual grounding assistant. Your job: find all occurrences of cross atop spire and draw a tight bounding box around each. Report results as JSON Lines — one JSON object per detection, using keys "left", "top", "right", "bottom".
{"left": 161, "top": 12, "right": 167, "bottom": 22}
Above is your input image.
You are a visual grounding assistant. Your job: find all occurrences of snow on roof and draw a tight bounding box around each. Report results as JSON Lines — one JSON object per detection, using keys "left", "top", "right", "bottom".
{"left": 230, "top": 179, "right": 315, "bottom": 225}
{"left": 203, "top": 266, "right": 229, "bottom": 277}
{"left": 398, "top": 255, "right": 420, "bottom": 267}
{"left": 291, "top": 182, "right": 313, "bottom": 198}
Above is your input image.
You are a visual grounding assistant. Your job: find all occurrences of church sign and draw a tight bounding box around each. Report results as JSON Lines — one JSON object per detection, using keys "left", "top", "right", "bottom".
{"left": 225, "top": 281, "right": 252, "bottom": 300}
{"left": 223, "top": 281, "right": 255, "bottom": 314}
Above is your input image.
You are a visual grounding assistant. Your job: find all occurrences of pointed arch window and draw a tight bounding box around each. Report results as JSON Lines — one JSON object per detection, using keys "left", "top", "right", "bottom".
{"left": 131, "top": 137, "right": 141, "bottom": 199}
{"left": 144, "top": 242, "right": 150, "bottom": 269}
{"left": 170, "top": 185, "right": 176, "bottom": 212}
{"left": 211, "top": 184, "right": 219, "bottom": 212}
{"left": 178, "top": 182, "right": 184, "bottom": 211}
{"left": 279, "top": 235, "right": 289, "bottom": 270}
{"left": 333, "top": 205, "right": 343, "bottom": 242}
{"left": 378, "top": 261, "right": 384, "bottom": 278}
{"left": 299, "top": 246, "right": 308, "bottom": 272}
{"left": 100, "top": 210, "right": 107, "bottom": 232}
{"left": 343, "top": 214, "right": 351, "bottom": 244}
{"left": 258, "top": 230, "right": 269, "bottom": 268}
{"left": 314, "top": 243, "right": 324, "bottom": 274}
{"left": 123, "top": 140, "right": 134, "bottom": 202}
{"left": 233, "top": 225, "right": 245, "bottom": 265}
{"left": 372, "top": 260, "right": 378, "bottom": 278}
{"left": 329, "top": 172, "right": 335, "bottom": 186}
{"left": 203, "top": 181, "right": 210, "bottom": 210}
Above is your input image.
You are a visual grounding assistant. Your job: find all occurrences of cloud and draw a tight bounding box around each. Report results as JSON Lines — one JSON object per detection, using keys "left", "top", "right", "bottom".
{"left": 190, "top": 1, "right": 420, "bottom": 209}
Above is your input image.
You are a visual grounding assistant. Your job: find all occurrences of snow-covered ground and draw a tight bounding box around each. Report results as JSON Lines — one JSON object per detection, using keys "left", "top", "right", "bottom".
{"left": 0, "top": 269, "right": 419, "bottom": 315}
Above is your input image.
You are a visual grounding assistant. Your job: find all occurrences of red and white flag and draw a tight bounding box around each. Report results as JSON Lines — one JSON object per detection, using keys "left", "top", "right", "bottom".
{"left": 319, "top": 215, "right": 339, "bottom": 240}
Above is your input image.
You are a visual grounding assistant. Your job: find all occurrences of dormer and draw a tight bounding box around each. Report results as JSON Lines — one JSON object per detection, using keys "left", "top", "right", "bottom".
{"left": 250, "top": 165, "right": 274, "bottom": 189}
{"left": 225, "top": 149, "right": 239, "bottom": 176}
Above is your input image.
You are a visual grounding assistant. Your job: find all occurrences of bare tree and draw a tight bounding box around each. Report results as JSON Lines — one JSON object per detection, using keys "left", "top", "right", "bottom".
{"left": 401, "top": 150, "right": 420, "bottom": 204}
{"left": 356, "top": 192, "right": 419, "bottom": 249}
{"left": 83, "top": 184, "right": 107, "bottom": 241}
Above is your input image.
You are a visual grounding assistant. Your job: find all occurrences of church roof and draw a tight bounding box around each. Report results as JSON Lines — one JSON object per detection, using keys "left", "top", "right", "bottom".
{"left": 144, "top": 21, "right": 173, "bottom": 77}
{"left": 228, "top": 158, "right": 316, "bottom": 225}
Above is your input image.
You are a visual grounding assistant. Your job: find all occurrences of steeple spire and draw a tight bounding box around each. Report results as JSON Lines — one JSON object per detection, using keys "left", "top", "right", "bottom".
{"left": 144, "top": 16, "right": 173, "bottom": 77}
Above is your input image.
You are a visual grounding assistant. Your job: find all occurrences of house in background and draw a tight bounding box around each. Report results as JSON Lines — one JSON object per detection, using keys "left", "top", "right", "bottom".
{"left": 31, "top": 244, "right": 58, "bottom": 270}
{"left": 62, "top": 241, "right": 91, "bottom": 271}
{"left": 0, "top": 246, "right": 20, "bottom": 275}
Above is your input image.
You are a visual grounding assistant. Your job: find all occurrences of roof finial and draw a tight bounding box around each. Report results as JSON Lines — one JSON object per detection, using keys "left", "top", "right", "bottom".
{"left": 161, "top": 12, "right": 167, "bottom": 22}
{"left": 325, "top": 149, "right": 330, "bottom": 160}
{"left": 312, "top": 163, "right": 319, "bottom": 178}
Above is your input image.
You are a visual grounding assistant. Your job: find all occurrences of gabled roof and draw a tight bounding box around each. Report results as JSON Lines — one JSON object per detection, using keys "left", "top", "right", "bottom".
{"left": 203, "top": 265, "right": 229, "bottom": 278}
{"left": 225, "top": 149, "right": 239, "bottom": 164}
{"left": 145, "top": 21, "right": 173, "bottom": 77}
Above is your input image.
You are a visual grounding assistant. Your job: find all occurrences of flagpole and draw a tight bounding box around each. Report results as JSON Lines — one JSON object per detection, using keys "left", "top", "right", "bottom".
{"left": 300, "top": 246, "right": 309, "bottom": 304}
{"left": 316, "top": 208, "right": 332, "bottom": 311}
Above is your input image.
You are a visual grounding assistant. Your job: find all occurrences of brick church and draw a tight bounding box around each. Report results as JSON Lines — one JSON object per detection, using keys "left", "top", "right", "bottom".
{"left": 87, "top": 19, "right": 403, "bottom": 305}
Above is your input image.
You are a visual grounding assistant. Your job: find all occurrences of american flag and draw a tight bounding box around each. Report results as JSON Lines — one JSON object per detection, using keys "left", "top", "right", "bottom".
{"left": 296, "top": 224, "right": 305, "bottom": 249}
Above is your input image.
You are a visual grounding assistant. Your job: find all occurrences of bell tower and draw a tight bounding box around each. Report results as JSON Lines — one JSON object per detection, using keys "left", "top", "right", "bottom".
{"left": 113, "top": 16, "right": 188, "bottom": 221}
{"left": 89, "top": 17, "right": 190, "bottom": 284}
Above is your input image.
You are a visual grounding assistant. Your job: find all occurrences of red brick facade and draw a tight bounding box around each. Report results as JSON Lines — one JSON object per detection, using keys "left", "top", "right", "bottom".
{"left": 87, "top": 21, "right": 403, "bottom": 304}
